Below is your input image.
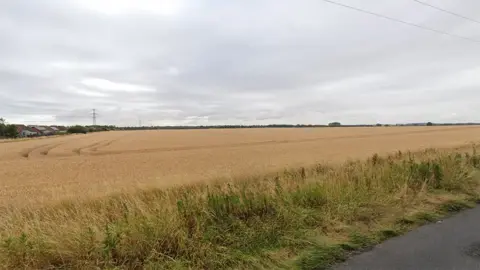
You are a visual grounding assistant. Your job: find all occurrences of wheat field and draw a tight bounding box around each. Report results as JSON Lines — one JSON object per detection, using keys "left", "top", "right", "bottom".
{"left": 1, "top": 126, "right": 480, "bottom": 207}
{"left": 2, "top": 126, "right": 480, "bottom": 269}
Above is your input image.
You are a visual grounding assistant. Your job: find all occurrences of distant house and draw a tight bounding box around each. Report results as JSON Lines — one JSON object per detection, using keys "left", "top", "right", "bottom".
{"left": 16, "top": 125, "right": 39, "bottom": 137}
{"left": 49, "top": 126, "right": 59, "bottom": 133}
{"left": 29, "top": 126, "right": 52, "bottom": 136}
{"left": 26, "top": 127, "right": 41, "bottom": 137}
{"left": 41, "top": 126, "right": 56, "bottom": 136}
{"left": 28, "top": 126, "right": 42, "bottom": 135}
{"left": 51, "top": 126, "right": 67, "bottom": 133}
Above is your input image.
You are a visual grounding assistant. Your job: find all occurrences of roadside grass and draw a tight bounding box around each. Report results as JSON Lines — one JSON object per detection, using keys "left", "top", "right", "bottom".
{"left": 1, "top": 146, "right": 480, "bottom": 269}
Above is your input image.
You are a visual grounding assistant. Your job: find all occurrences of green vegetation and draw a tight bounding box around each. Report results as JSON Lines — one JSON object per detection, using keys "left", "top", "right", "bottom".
{"left": 0, "top": 117, "right": 4, "bottom": 137}
{"left": 328, "top": 122, "right": 342, "bottom": 127}
{"left": 0, "top": 118, "right": 19, "bottom": 138}
{"left": 67, "top": 125, "right": 115, "bottom": 134}
{"left": 3, "top": 124, "right": 19, "bottom": 138}
{"left": 67, "top": 125, "right": 88, "bottom": 134}
{"left": 1, "top": 147, "right": 479, "bottom": 269}
{"left": 117, "top": 122, "right": 480, "bottom": 130}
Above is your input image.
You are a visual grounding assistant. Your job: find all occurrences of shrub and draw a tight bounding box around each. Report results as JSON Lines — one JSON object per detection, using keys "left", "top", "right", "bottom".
{"left": 67, "top": 125, "right": 88, "bottom": 134}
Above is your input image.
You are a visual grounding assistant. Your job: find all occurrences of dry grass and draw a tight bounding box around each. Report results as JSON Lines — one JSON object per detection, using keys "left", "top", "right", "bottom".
{"left": 0, "top": 146, "right": 479, "bottom": 269}
{"left": 1, "top": 126, "right": 480, "bottom": 208}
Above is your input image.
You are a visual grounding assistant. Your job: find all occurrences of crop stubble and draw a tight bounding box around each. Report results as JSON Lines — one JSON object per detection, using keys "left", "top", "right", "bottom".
{"left": 1, "top": 126, "right": 480, "bottom": 207}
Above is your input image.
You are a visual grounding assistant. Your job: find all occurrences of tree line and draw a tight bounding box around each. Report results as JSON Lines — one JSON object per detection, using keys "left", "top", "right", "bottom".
{"left": 2, "top": 117, "right": 479, "bottom": 138}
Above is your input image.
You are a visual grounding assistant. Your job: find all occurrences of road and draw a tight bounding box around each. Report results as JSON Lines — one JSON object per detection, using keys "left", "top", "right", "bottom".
{"left": 335, "top": 206, "right": 480, "bottom": 270}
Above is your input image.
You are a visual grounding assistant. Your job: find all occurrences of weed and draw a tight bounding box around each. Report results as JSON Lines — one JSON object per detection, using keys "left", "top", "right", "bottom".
{"left": 439, "top": 200, "right": 474, "bottom": 213}
{"left": 0, "top": 147, "right": 479, "bottom": 269}
{"left": 297, "top": 245, "right": 346, "bottom": 270}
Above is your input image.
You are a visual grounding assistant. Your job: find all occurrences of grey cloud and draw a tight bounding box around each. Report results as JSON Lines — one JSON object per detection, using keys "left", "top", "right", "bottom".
{"left": 1, "top": 0, "right": 480, "bottom": 126}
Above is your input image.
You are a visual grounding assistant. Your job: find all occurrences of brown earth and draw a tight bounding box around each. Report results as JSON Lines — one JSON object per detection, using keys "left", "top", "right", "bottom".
{"left": 1, "top": 126, "right": 480, "bottom": 207}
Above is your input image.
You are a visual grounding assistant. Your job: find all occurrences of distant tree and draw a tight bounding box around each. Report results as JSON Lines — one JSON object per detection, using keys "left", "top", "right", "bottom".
{"left": 0, "top": 118, "right": 6, "bottom": 137}
{"left": 376, "top": 123, "right": 382, "bottom": 127}
{"left": 328, "top": 122, "right": 342, "bottom": 127}
{"left": 4, "top": 124, "right": 19, "bottom": 138}
{"left": 67, "top": 125, "right": 88, "bottom": 134}
{"left": 426, "top": 122, "right": 433, "bottom": 126}
{"left": 87, "top": 127, "right": 99, "bottom": 133}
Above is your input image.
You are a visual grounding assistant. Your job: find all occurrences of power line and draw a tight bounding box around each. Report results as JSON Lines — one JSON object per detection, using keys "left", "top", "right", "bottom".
{"left": 319, "top": 0, "right": 480, "bottom": 43}
{"left": 412, "top": 0, "right": 480, "bottom": 25}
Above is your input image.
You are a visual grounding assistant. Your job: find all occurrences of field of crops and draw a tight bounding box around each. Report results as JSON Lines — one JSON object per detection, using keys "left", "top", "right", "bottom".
{"left": 1, "top": 126, "right": 480, "bottom": 207}
{"left": 2, "top": 126, "right": 480, "bottom": 269}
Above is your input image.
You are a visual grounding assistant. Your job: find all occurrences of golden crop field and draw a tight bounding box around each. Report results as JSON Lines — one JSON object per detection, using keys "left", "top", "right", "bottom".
{"left": 1, "top": 126, "right": 480, "bottom": 207}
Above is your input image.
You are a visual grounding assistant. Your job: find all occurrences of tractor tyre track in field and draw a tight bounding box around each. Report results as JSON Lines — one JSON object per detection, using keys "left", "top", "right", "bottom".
{"left": 72, "top": 140, "right": 109, "bottom": 155}
{"left": 27, "top": 142, "right": 68, "bottom": 159}
{"left": 20, "top": 143, "right": 57, "bottom": 159}
{"left": 86, "top": 126, "right": 475, "bottom": 157}
{"left": 72, "top": 134, "right": 130, "bottom": 155}
{"left": 82, "top": 133, "right": 135, "bottom": 153}
{"left": 95, "top": 133, "right": 133, "bottom": 151}
{"left": 89, "top": 139, "right": 119, "bottom": 152}
{"left": 84, "top": 137, "right": 125, "bottom": 153}
{"left": 39, "top": 142, "right": 66, "bottom": 156}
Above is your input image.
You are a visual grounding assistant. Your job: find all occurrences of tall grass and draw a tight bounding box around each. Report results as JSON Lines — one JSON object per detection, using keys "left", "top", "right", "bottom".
{"left": 1, "top": 147, "right": 480, "bottom": 269}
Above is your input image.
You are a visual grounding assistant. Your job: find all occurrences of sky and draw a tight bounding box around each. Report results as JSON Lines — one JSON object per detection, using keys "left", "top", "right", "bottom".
{"left": 1, "top": 0, "right": 480, "bottom": 126}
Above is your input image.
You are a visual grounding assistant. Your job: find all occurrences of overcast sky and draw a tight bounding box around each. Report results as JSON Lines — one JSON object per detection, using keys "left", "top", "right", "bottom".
{"left": 1, "top": 0, "right": 480, "bottom": 126}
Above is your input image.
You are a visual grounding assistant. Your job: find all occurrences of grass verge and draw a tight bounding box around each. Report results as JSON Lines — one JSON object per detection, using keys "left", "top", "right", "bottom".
{"left": 1, "top": 147, "right": 480, "bottom": 269}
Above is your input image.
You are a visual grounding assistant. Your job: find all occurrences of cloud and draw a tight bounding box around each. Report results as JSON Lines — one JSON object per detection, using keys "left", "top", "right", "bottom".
{"left": 75, "top": 0, "right": 184, "bottom": 16}
{"left": 1, "top": 0, "right": 480, "bottom": 126}
{"left": 66, "top": 86, "right": 110, "bottom": 97}
{"left": 81, "top": 78, "right": 156, "bottom": 93}
{"left": 166, "top": 67, "right": 180, "bottom": 76}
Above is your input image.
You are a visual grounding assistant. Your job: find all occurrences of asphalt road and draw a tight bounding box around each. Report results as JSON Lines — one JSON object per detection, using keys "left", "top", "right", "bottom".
{"left": 334, "top": 206, "right": 480, "bottom": 270}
